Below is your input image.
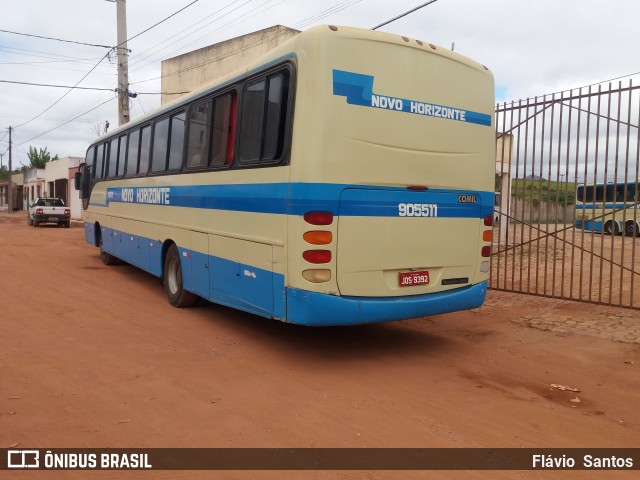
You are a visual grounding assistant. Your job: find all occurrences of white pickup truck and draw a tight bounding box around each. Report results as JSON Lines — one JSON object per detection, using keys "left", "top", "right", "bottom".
{"left": 28, "top": 197, "right": 71, "bottom": 228}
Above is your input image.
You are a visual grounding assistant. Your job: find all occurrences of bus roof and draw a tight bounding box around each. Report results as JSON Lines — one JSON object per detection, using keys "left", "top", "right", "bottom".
{"left": 91, "top": 25, "right": 492, "bottom": 145}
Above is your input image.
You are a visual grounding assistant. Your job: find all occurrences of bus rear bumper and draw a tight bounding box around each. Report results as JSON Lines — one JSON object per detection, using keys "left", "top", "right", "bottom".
{"left": 286, "top": 281, "right": 487, "bottom": 326}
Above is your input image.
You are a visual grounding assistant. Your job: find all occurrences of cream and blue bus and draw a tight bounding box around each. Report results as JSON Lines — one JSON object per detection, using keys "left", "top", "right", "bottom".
{"left": 575, "top": 182, "right": 640, "bottom": 236}
{"left": 75, "top": 25, "right": 495, "bottom": 326}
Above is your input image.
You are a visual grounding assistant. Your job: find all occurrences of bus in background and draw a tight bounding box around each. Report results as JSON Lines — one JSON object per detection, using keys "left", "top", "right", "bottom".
{"left": 574, "top": 182, "right": 640, "bottom": 236}
{"left": 75, "top": 25, "right": 495, "bottom": 326}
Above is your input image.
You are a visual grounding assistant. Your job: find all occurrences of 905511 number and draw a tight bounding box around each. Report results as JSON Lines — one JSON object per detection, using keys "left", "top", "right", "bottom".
{"left": 398, "top": 203, "right": 438, "bottom": 217}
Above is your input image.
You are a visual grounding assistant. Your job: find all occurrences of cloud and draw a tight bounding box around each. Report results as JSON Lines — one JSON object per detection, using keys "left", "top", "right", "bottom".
{"left": 2, "top": 0, "right": 640, "bottom": 163}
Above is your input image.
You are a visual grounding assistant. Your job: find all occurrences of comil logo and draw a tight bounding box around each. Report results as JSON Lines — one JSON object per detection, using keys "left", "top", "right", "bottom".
{"left": 8, "top": 450, "right": 40, "bottom": 469}
{"left": 458, "top": 194, "right": 478, "bottom": 204}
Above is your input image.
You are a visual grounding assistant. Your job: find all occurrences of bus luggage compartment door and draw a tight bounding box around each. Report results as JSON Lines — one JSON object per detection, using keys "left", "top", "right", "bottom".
{"left": 336, "top": 188, "right": 481, "bottom": 298}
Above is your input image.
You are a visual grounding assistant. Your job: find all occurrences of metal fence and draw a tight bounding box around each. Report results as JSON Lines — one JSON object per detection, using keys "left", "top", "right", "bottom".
{"left": 491, "top": 80, "right": 640, "bottom": 309}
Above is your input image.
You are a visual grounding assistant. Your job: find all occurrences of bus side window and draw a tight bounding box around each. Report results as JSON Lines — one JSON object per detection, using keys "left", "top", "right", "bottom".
{"left": 186, "top": 101, "right": 212, "bottom": 169}
{"left": 239, "top": 78, "right": 266, "bottom": 163}
{"left": 138, "top": 125, "right": 152, "bottom": 175}
{"left": 107, "top": 137, "right": 119, "bottom": 178}
{"left": 151, "top": 117, "right": 170, "bottom": 173}
{"left": 210, "top": 93, "right": 234, "bottom": 167}
{"left": 263, "top": 73, "right": 287, "bottom": 160}
{"left": 95, "top": 143, "right": 105, "bottom": 180}
{"left": 85, "top": 146, "right": 95, "bottom": 178}
{"left": 116, "top": 134, "right": 127, "bottom": 177}
{"left": 168, "top": 111, "right": 186, "bottom": 171}
{"left": 126, "top": 129, "right": 140, "bottom": 176}
{"left": 238, "top": 70, "right": 289, "bottom": 165}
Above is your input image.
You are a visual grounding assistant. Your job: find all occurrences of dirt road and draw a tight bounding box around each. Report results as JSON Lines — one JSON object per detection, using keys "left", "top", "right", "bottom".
{"left": 0, "top": 212, "right": 638, "bottom": 479}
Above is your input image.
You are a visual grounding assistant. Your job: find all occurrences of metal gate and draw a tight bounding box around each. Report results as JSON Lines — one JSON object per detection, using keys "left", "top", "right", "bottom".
{"left": 491, "top": 80, "right": 640, "bottom": 309}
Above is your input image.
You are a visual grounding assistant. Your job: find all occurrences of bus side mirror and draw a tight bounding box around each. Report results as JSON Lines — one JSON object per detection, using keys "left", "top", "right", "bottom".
{"left": 74, "top": 172, "right": 82, "bottom": 190}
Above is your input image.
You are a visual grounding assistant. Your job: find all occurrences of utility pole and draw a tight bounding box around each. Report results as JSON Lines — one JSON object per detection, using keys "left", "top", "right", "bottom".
{"left": 8, "top": 126, "right": 12, "bottom": 213}
{"left": 115, "top": 0, "right": 130, "bottom": 126}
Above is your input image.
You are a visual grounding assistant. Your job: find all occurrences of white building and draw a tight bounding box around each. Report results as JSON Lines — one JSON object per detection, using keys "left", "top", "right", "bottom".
{"left": 44, "top": 157, "right": 83, "bottom": 219}
{"left": 23, "top": 168, "right": 45, "bottom": 209}
{"left": 161, "top": 25, "right": 299, "bottom": 105}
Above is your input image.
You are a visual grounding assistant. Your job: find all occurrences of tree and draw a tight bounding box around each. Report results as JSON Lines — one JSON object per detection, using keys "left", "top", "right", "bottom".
{"left": 27, "top": 146, "right": 58, "bottom": 169}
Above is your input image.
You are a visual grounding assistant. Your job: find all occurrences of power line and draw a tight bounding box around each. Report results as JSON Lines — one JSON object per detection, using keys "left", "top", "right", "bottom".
{"left": 125, "top": 0, "right": 201, "bottom": 45}
{"left": 13, "top": 52, "right": 113, "bottom": 129}
{"left": 0, "top": 28, "right": 112, "bottom": 49}
{"left": 0, "top": 78, "right": 186, "bottom": 96}
{"left": 7, "top": 0, "right": 203, "bottom": 146}
{"left": 0, "top": 79, "right": 115, "bottom": 92}
{"left": 137, "top": 0, "right": 361, "bottom": 72}
{"left": 0, "top": 46, "right": 112, "bottom": 65}
{"left": 127, "top": 0, "right": 249, "bottom": 70}
{"left": 132, "top": 0, "right": 365, "bottom": 85}
{"left": 372, "top": 0, "right": 441, "bottom": 30}
{"left": 17, "top": 97, "right": 117, "bottom": 147}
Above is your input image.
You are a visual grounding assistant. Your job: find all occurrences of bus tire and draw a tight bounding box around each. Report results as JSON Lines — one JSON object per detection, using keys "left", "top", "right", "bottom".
{"left": 605, "top": 221, "right": 620, "bottom": 236}
{"left": 164, "top": 244, "right": 196, "bottom": 308}
{"left": 625, "top": 221, "right": 639, "bottom": 237}
{"left": 27, "top": 215, "right": 33, "bottom": 226}
{"left": 99, "top": 234, "right": 119, "bottom": 266}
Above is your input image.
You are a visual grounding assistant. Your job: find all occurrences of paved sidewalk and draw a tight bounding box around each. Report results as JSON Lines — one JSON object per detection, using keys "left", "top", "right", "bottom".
{"left": 519, "top": 310, "right": 640, "bottom": 344}
{"left": 485, "top": 291, "right": 640, "bottom": 344}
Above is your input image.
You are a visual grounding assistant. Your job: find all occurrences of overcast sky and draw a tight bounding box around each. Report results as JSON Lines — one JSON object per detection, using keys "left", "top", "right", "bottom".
{"left": 1, "top": 0, "right": 639, "bottom": 168}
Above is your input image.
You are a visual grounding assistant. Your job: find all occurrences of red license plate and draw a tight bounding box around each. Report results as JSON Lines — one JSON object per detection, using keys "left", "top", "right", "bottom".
{"left": 399, "top": 270, "right": 430, "bottom": 287}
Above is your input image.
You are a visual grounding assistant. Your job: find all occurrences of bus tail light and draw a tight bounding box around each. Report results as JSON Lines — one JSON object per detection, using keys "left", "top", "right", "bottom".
{"left": 303, "top": 269, "right": 332, "bottom": 283}
{"left": 304, "top": 211, "right": 333, "bottom": 226}
{"left": 36, "top": 208, "right": 43, "bottom": 215}
{"left": 303, "top": 231, "right": 332, "bottom": 245}
{"left": 303, "top": 250, "right": 332, "bottom": 264}
{"left": 64, "top": 209, "right": 71, "bottom": 215}
{"left": 481, "top": 214, "right": 493, "bottom": 260}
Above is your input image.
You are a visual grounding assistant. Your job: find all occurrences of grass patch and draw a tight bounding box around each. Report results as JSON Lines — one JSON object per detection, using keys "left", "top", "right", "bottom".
{"left": 510, "top": 179, "right": 575, "bottom": 206}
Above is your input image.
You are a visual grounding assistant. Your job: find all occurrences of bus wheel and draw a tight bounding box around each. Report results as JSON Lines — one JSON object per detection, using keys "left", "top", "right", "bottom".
{"left": 625, "top": 221, "right": 639, "bottom": 237}
{"left": 99, "top": 236, "right": 118, "bottom": 266}
{"left": 605, "top": 221, "right": 620, "bottom": 236}
{"left": 164, "top": 244, "right": 196, "bottom": 308}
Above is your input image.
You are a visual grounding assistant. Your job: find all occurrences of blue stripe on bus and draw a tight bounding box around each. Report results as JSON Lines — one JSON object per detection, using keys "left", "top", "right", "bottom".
{"left": 574, "top": 219, "right": 604, "bottom": 232}
{"left": 90, "top": 224, "right": 287, "bottom": 320}
{"left": 287, "top": 282, "right": 487, "bottom": 326}
{"left": 96, "top": 183, "right": 494, "bottom": 219}
{"left": 333, "top": 69, "right": 493, "bottom": 127}
{"left": 90, "top": 222, "right": 487, "bottom": 325}
{"left": 575, "top": 203, "right": 639, "bottom": 210}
